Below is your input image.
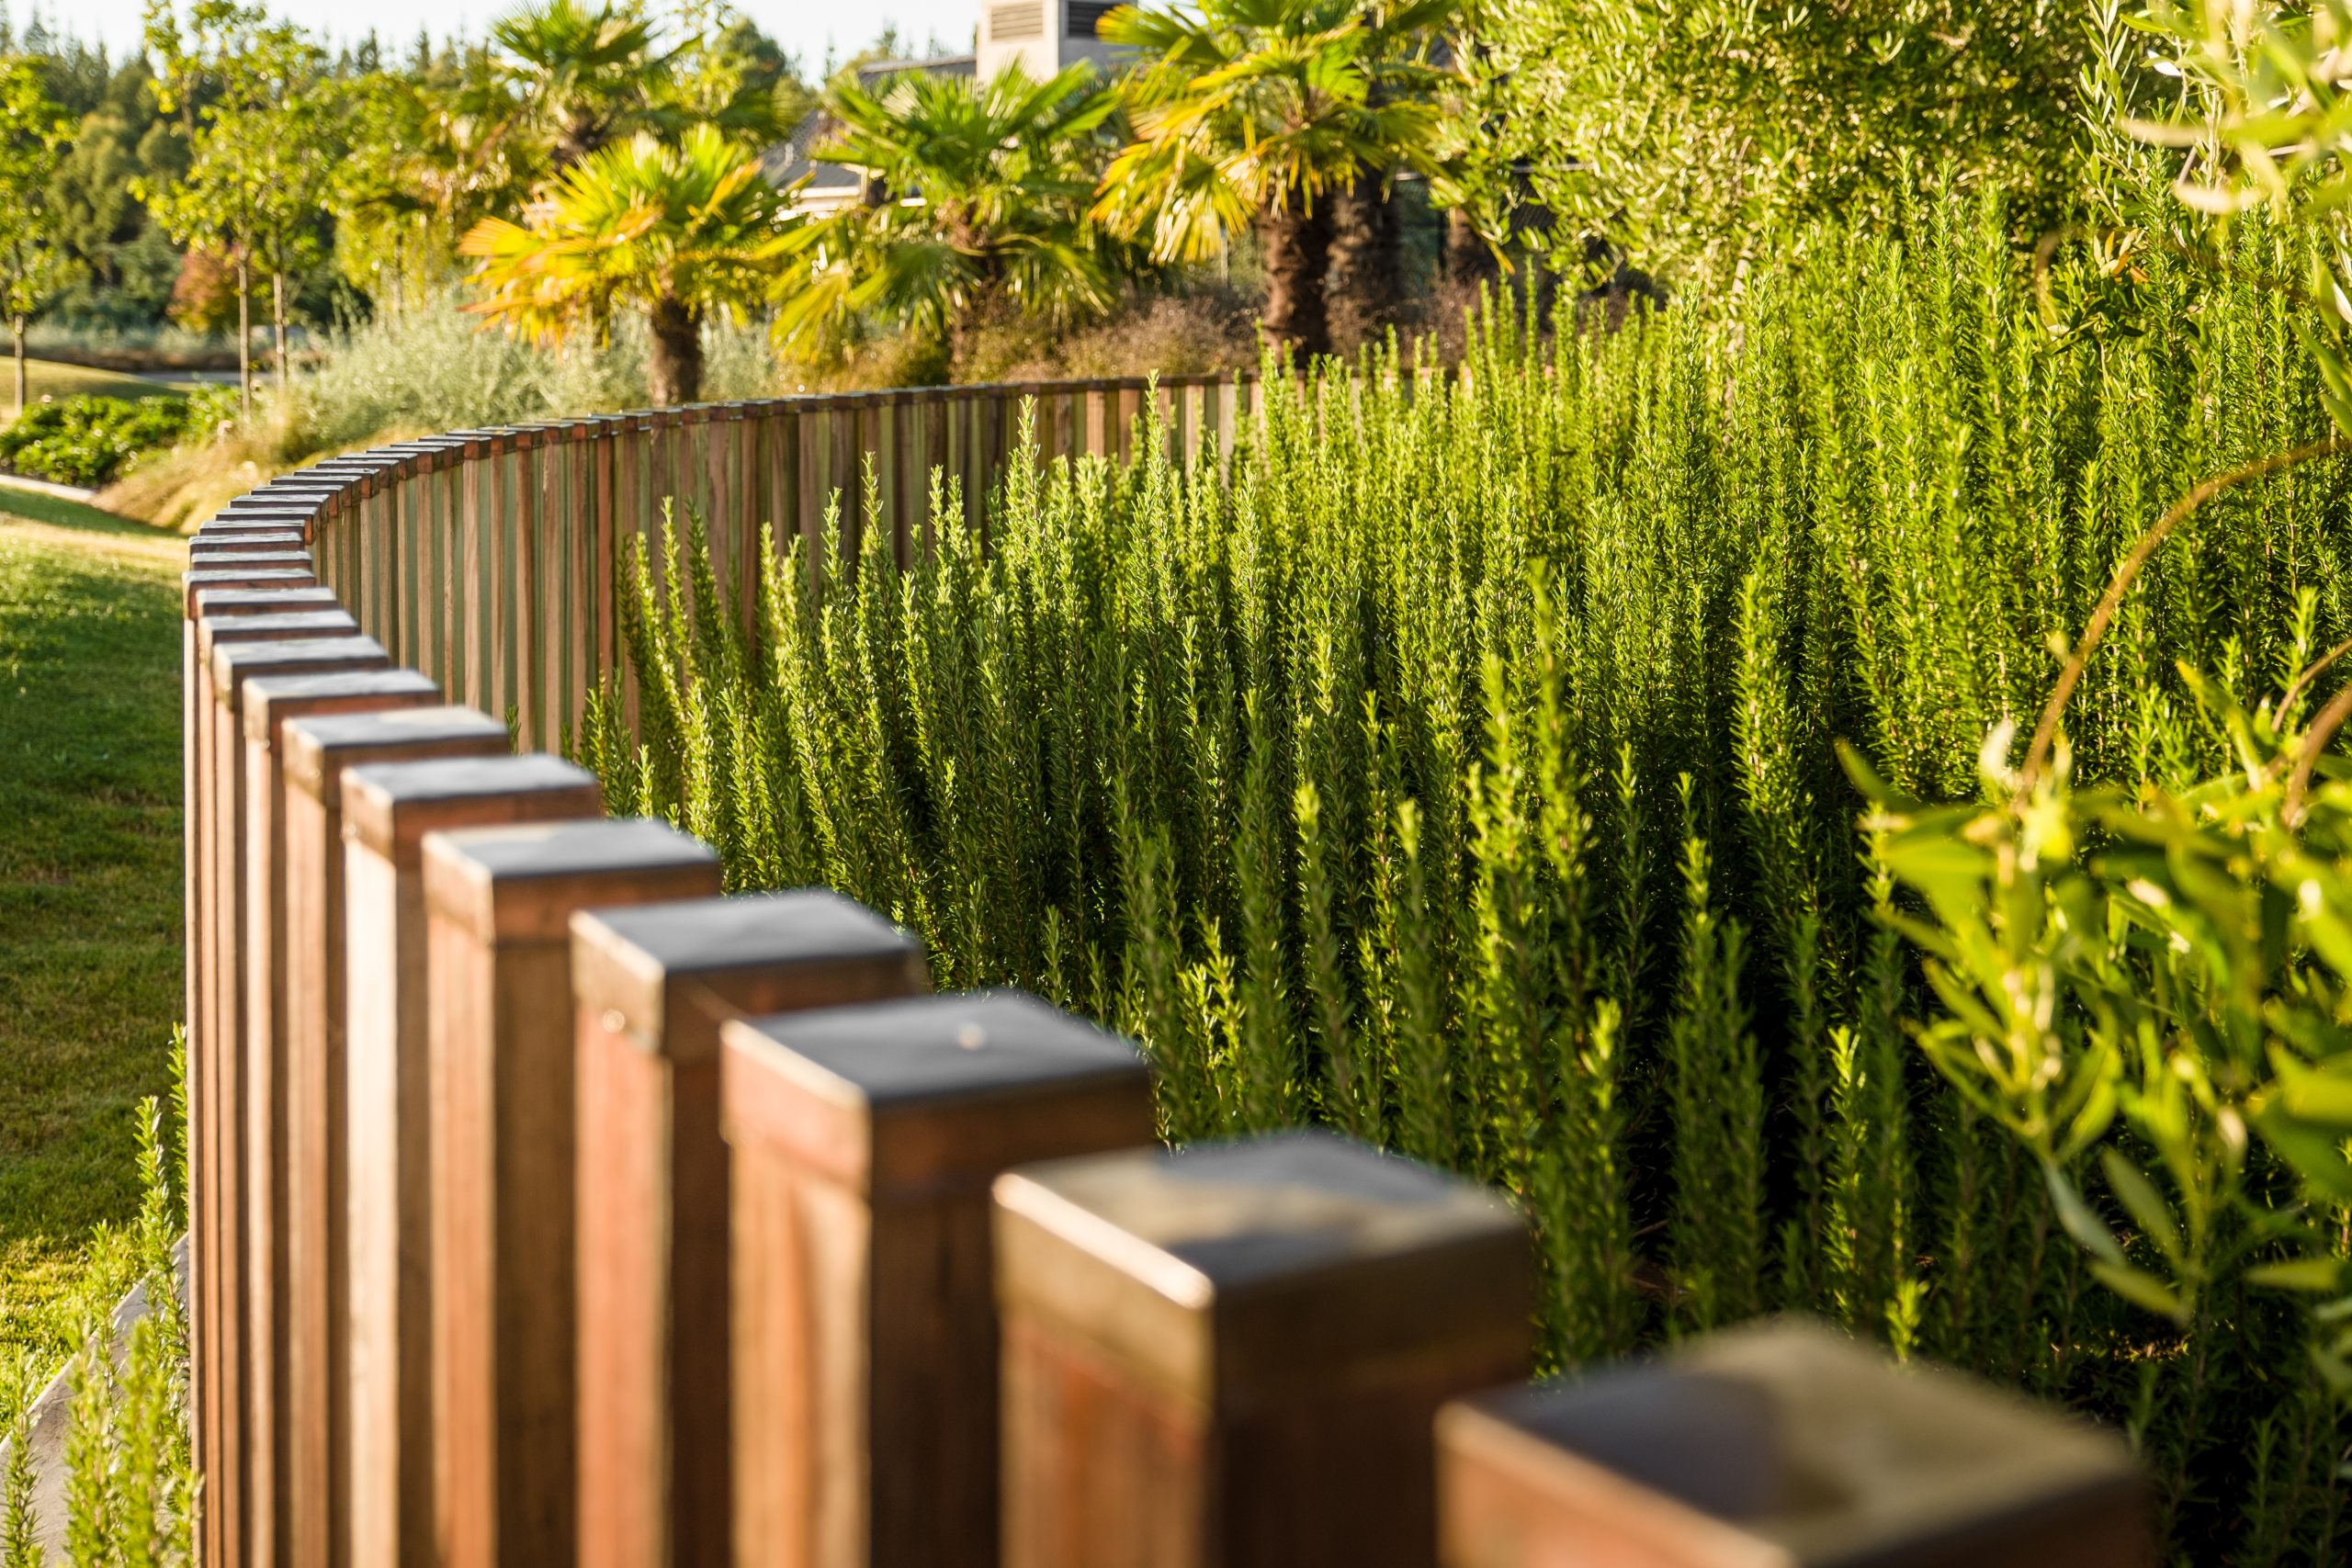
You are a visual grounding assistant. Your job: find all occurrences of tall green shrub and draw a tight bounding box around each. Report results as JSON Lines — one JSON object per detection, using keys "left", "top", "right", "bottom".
{"left": 589, "top": 192, "right": 2352, "bottom": 1557}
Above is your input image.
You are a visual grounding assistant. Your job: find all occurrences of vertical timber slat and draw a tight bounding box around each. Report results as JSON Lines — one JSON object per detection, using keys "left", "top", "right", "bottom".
{"left": 720, "top": 992, "right": 1157, "bottom": 1568}
{"left": 994, "top": 1131, "right": 1533, "bottom": 1568}
{"left": 243, "top": 667, "right": 445, "bottom": 1568}
{"left": 211, "top": 630, "right": 391, "bottom": 1568}
{"left": 1435, "top": 1321, "right": 2153, "bottom": 1568}
{"left": 424, "top": 818, "right": 719, "bottom": 1567}
{"left": 570, "top": 892, "right": 930, "bottom": 1568}
{"left": 339, "top": 752, "right": 605, "bottom": 1568}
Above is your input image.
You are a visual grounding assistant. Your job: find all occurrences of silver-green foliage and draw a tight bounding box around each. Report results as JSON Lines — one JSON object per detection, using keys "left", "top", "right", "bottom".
{"left": 290, "top": 289, "right": 784, "bottom": 454}
{"left": 1, "top": 1091, "right": 195, "bottom": 1567}
{"left": 587, "top": 193, "right": 2352, "bottom": 1556}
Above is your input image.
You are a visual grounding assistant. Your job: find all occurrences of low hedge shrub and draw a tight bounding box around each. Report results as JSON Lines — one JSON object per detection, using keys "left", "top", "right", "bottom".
{"left": 0, "top": 389, "right": 235, "bottom": 488}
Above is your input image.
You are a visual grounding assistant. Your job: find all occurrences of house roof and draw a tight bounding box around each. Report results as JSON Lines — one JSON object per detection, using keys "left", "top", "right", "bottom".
{"left": 763, "top": 54, "right": 978, "bottom": 197}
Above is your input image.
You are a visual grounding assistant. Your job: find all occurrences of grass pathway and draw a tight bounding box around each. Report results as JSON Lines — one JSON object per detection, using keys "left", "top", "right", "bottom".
{"left": 0, "top": 487, "right": 184, "bottom": 1366}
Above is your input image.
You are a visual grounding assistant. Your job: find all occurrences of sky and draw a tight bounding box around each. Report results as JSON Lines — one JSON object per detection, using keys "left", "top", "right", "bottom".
{"left": 9, "top": 0, "right": 980, "bottom": 74}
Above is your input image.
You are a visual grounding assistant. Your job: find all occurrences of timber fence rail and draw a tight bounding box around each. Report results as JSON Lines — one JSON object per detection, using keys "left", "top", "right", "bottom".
{"left": 180, "top": 374, "right": 2158, "bottom": 1568}
{"left": 298, "top": 375, "right": 1265, "bottom": 757}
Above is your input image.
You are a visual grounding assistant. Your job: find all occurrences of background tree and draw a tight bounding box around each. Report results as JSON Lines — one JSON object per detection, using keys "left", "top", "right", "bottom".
{"left": 140, "top": 0, "right": 288, "bottom": 416}
{"left": 41, "top": 52, "right": 186, "bottom": 331}
{"left": 461, "top": 123, "right": 794, "bottom": 403}
{"left": 147, "top": 119, "right": 260, "bottom": 414}
{"left": 490, "top": 0, "right": 795, "bottom": 185}
{"left": 1473, "top": 0, "right": 2105, "bottom": 287}
{"left": 1095, "top": 0, "right": 1449, "bottom": 357}
{"left": 0, "top": 56, "right": 74, "bottom": 412}
{"left": 654, "top": 0, "right": 808, "bottom": 150}
{"left": 236, "top": 73, "right": 345, "bottom": 400}
{"left": 775, "top": 63, "right": 1124, "bottom": 375}
{"left": 332, "top": 43, "right": 527, "bottom": 310}
{"left": 1327, "top": 0, "right": 1457, "bottom": 349}
{"left": 492, "top": 0, "right": 677, "bottom": 172}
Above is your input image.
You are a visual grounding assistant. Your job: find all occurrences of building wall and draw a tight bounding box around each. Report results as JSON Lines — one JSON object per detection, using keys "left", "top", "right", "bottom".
{"left": 976, "top": 0, "right": 1127, "bottom": 81}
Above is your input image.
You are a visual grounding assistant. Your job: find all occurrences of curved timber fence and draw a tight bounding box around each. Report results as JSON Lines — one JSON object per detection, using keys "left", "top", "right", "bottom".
{"left": 181, "top": 375, "right": 2155, "bottom": 1568}
{"left": 298, "top": 376, "right": 1264, "bottom": 754}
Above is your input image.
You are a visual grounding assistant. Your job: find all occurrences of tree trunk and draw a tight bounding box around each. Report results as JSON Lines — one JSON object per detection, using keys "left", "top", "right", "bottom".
{"left": 1445, "top": 206, "right": 1498, "bottom": 289}
{"left": 1326, "top": 167, "right": 1401, "bottom": 355}
{"left": 272, "top": 269, "right": 289, "bottom": 402}
{"left": 11, "top": 314, "right": 24, "bottom": 417}
{"left": 1258, "top": 199, "right": 1332, "bottom": 362}
{"left": 236, "top": 251, "right": 253, "bottom": 423}
{"left": 945, "top": 268, "right": 1001, "bottom": 382}
{"left": 647, "top": 293, "right": 702, "bottom": 406}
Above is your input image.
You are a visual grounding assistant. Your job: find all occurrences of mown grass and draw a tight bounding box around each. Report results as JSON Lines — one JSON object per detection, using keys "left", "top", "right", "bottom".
{"left": 5, "top": 359, "right": 194, "bottom": 412}
{"left": 0, "top": 486, "right": 184, "bottom": 1368}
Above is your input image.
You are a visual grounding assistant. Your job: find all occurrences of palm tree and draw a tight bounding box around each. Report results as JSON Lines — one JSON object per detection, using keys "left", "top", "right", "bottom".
{"left": 460, "top": 125, "right": 796, "bottom": 404}
{"left": 491, "top": 0, "right": 676, "bottom": 171}
{"left": 334, "top": 56, "right": 533, "bottom": 308}
{"left": 1094, "top": 0, "right": 1453, "bottom": 358}
{"left": 774, "top": 63, "right": 1125, "bottom": 375}
{"left": 490, "top": 0, "right": 788, "bottom": 178}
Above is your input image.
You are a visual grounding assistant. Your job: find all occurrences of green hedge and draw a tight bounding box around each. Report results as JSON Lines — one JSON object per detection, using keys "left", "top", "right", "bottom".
{"left": 588, "top": 193, "right": 2352, "bottom": 1559}
{"left": 0, "top": 390, "right": 233, "bottom": 488}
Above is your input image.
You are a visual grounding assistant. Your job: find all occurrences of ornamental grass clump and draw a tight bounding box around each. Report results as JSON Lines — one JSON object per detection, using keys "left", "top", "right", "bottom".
{"left": 586, "top": 191, "right": 2352, "bottom": 1558}
{"left": 1, "top": 1089, "right": 196, "bottom": 1566}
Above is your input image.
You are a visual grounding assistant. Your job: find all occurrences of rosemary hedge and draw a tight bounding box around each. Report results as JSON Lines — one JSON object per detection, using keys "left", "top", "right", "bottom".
{"left": 584, "top": 195, "right": 2352, "bottom": 1559}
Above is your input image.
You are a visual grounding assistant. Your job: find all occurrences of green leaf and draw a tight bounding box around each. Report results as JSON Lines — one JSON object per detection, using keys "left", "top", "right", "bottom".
{"left": 2091, "top": 1260, "right": 2188, "bottom": 1323}
{"left": 2044, "top": 1163, "right": 2125, "bottom": 1268}
{"left": 2247, "top": 1257, "right": 2345, "bottom": 1293}
{"left": 2254, "top": 1101, "right": 2352, "bottom": 1202}
{"left": 2278, "top": 1061, "right": 2352, "bottom": 1128}
{"left": 2098, "top": 1148, "right": 2183, "bottom": 1267}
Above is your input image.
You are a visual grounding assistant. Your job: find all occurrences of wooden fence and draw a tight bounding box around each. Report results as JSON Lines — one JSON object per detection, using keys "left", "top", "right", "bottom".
{"left": 293, "top": 376, "right": 1263, "bottom": 756}
{"left": 181, "top": 378, "right": 2156, "bottom": 1568}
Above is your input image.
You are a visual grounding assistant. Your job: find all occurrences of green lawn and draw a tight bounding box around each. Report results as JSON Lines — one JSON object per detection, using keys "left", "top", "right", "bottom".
{"left": 0, "top": 485, "right": 185, "bottom": 1366}
{"left": 6, "top": 356, "right": 197, "bottom": 411}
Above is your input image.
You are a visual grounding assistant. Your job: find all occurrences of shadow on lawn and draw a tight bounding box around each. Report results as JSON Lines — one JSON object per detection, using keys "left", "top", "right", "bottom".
{"left": 0, "top": 491, "right": 185, "bottom": 1363}
{"left": 0, "top": 482, "right": 185, "bottom": 546}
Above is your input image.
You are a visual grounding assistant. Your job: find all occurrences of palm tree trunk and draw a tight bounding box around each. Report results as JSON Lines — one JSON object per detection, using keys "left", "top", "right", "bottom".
{"left": 236, "top": 251, "right": 253, "bottom": 423}
{"left": 647, "top": 293, "right": 702, "bottom": 406}
{"left": 272, "top": 270, "right": 289, "bottom": 403}
{"left": 1326, "top": 168, "right": 1400, "bottom": 355}
{"left": 1445, "top": 207, "right": 1498, "bottom": 288}
{"left": 1259, "top": 198, "right": 1332, "bottom": 361}
{"left": 946, "top": 272, "right": 1003, "bottom": 382}
{"left": 11, "top": 313, "right": 25, "bottom": 417}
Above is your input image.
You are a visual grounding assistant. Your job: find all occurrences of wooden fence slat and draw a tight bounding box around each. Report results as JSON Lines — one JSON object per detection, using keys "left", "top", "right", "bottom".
{"left": 340, "top": 751, "right": 606, "bottom": 1568}
{"left": 490, "top": 437, "right": 515, "bottom": 732}
{"left": 183, "top": 577, "right": 326, "bottom": 1568}
{"left": 571, "top": 892, "right": 930, "bottom": 1568}
{"left": 797, "top": 406, "right": 822, "bottom": 579}
{"left": 616, "top": 419, "right": 644, "bottom": 736}
{"left": 468, "top": 453, "right": 492, "bottom": 719}
{"left": 283, "top": 705, "right": 516, "bottom": 1568}
{"left": 831, "top": 400, "right": 857, "bottom": 562}
{"left": 994, "top": 1131, "right": 1532, "bottom": 1568}
{"left": 209, "top": 632, "right": 392, "bottom": 1568}
{"left": 592, "top": 422, "right": 617, "bottom": 723}
{"left": 188, "top": 600, "right": 346, "bottom": 1557}
{"left": 1435, "top": 1321, "right": 2151, "bottom": 1568}
{"left": 241, "top": 668, "right": 445, "bottom": 1568}
{"left": 721, "top": 992, "right": 1156, "bottom": 1568}
{"left": 190, "top": 532, "right": 305, "bottom": 558}
{"left": 194, "top": 549, "right": 313, "bottom": 572}
{"left": 423, "top": 817, "right": 718, "bottom": 1568}
{"left": 515, "top": 436, "right": 543, "bottom": 750}
{"left": 761, "top": 409, "right": 790, "bottom": 569}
